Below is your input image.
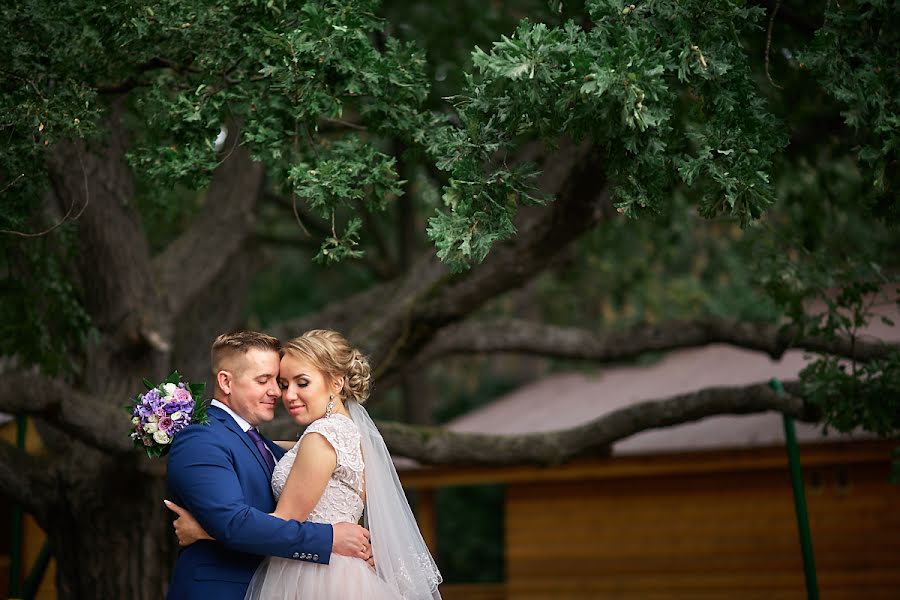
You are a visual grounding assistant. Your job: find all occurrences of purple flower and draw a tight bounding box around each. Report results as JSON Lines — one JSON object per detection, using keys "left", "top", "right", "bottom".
{"left": 154, "top": 407, "right": 166, "bottom": 418}
{"left": 158, "top": 416, "right": 174, "bottom": 433}
{"left": 173, "top": 388, "right": 191, "bottom": 402}
{"left": 144, "top": 389, "right": 160, "bottom": 403}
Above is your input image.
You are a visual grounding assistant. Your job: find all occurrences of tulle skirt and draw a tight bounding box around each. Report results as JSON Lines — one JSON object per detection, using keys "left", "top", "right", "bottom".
{"left": 245, "top": 554, "right": 399, "bottom": 600}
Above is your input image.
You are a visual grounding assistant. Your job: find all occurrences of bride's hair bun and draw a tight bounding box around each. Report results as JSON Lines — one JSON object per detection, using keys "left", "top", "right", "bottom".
{"left": 282, "top": 329, "right": 371, "bottom": 404}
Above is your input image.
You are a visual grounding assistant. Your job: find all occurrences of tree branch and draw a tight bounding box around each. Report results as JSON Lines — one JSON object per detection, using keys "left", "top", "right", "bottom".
{"left": 386, "top": 382, "right": 816, "bottom": 465}
{"left": 0, "top": 371, "right": 132, "bottom": 454}
{"left": 368, "top": 143, "right": 614, "bottom": 378}
{"left": 265, "top": 381, "right": 816, "bottom": 466}
{"left": 153, "top": 131, "right": 265, "bottom": 320}
{"left": 410, "top": 317, "right": 900, "bottom": 369}
{"left": 268, "top": 142, "right": 613, "bottom": 379}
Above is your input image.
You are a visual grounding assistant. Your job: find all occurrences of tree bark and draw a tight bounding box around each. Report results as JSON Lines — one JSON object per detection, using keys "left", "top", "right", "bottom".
{"left": 43, "top": 452, "right": 176, "bottom": 600}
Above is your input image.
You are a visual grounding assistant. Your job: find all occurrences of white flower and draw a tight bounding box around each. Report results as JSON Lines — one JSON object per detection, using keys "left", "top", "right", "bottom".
{"left": 131, "top": 417, "right": 140, "bottom": 426}
{"left": 153, "top": 430, "right": 170, "bottom": 445}
{"left": 149, "top": 414, "right": 159, "bottom": 423}
{"left": 162, "top": 383, "right": 177, "bottom": 398}
{"left": 144, "top": 422, "right": 159, "bottom": 434}
{"left": 171, "top": 411, "right": 182, "bottom": 421}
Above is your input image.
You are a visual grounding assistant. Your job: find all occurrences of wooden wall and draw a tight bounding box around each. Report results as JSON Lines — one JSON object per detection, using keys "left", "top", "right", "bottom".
{"left": 0, "top": 417, "right": 57, "bottom": 600}
{"left": 504, "top": 447, "right": 900, "bottom": 599}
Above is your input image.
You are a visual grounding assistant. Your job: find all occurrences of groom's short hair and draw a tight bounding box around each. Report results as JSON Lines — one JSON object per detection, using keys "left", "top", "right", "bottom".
{"left": 211, "top": 331, "right": 281, "bottom": 374}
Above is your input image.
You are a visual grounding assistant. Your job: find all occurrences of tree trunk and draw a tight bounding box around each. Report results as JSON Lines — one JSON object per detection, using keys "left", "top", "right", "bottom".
{"left": 38, "top": 451, "right": 176, "bottom": 599}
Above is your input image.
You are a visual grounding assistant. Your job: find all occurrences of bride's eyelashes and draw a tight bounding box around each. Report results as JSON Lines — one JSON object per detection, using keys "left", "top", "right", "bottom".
{"left": 277, "top": 380, "right": 308, "bottom": 390}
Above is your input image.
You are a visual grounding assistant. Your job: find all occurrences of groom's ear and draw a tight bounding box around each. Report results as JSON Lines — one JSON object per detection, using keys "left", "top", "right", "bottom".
{"left": 217, "top": 370, "right": 233, "bottom": 395}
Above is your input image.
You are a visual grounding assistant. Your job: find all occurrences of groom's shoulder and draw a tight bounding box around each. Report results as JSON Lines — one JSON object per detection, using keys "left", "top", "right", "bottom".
{"left": 169, "top": 417, "right": 227, "bottom": 451}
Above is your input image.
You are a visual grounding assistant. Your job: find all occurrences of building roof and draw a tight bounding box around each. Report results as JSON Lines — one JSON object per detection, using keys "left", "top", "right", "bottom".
{"left": 444, "top": 296, "right": 899, "bottom": 456}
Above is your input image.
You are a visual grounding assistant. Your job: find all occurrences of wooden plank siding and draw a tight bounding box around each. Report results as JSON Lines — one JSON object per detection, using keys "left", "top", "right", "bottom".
{"left": 0, "top": 418, "right": 57, "bottom": 600}
{"left": 504, "top": 457, "right": 900, "bottom": 599}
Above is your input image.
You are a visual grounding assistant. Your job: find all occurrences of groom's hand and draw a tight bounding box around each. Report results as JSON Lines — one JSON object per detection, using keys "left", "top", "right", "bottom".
{"left": 165, "top": 499, "right": 213, "bottom": 546}
{"left": 332, "top": 522, "right": 373, "bottom": 565}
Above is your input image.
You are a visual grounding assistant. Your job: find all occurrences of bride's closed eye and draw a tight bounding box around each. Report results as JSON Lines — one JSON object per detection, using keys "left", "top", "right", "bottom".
{"left": 278, "top": 380, "right": 308, "bottom": 390}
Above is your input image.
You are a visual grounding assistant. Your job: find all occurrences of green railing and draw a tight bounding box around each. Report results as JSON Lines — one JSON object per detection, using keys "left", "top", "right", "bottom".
{"left": 770, "top": 378, "right": 820, "bottom": 600}
{"left": 8, "top": 416, "right": 52, "bottom": 600}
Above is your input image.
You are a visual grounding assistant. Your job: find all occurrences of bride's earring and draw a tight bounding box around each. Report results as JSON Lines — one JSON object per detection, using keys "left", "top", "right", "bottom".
{"left": 325, "top": 395, "right": 334, "bottom": 418}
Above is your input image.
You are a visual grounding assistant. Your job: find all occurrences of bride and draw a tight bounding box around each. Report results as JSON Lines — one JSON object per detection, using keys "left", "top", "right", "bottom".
{"left": 172, "top": 329, "right": 442, "bottom": 599}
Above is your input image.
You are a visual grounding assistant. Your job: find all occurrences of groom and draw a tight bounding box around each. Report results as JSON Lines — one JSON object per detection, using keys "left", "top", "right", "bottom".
{"left": 165, "top": 331, "right": 370, "bottom": 600}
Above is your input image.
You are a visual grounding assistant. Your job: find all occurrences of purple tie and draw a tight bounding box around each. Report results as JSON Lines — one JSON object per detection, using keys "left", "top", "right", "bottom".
{"left": 246, "top": 428, "right": 276, "bottom": 473}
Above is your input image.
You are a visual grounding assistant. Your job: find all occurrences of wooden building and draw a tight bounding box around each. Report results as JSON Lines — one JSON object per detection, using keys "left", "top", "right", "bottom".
{"left": 0, "top": 416, "right": 56, "bottom": 600}
{"left": 400, "top": 299, "right": 900, "bottom": 599}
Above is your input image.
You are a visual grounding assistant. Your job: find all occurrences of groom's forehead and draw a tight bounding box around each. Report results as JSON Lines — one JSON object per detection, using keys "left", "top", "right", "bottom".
{"left": 235, "top": 348, "right": 280, "bottom": 376}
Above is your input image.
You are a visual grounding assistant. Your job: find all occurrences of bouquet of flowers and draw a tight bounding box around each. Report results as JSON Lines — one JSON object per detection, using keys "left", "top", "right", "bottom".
{"left": 129, "top": 371, "right": 207, "bottom": 457}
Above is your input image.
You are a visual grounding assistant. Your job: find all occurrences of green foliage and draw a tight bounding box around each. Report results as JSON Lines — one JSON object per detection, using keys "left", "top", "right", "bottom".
{"left": 803, "top": 0, "right": 900, "bottom": 221}
{"left": 2, "top": 0, "right": 899, "bottom": 449}
{"left": 801, "top": 351, "right": 900, "bottom": 437}
{"left": 289, "top": 136, "right": 403, "bottom": 260}
{"left": 424, "top": 0, "right": 788, "bottom": 269}
{"left": 0, "top": 231, "right": 93, "bottom": 375}
{"left": 435, "top": 485, "right": 504, "bottom": 583}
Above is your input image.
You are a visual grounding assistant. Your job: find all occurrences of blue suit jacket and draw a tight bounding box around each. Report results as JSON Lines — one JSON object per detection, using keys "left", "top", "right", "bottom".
{"left": 166, "top": 405, "right": 333, "bottom": 600}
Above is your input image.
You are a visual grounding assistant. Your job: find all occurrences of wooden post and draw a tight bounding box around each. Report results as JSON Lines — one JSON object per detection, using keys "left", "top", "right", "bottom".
{"left": 416, "top": 488, "right": 438, "bottom": 554}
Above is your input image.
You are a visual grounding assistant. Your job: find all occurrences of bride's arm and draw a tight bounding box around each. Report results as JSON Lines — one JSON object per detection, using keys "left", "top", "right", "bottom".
{"left": 271, "top": 433, "right": 337, "bottom": 522}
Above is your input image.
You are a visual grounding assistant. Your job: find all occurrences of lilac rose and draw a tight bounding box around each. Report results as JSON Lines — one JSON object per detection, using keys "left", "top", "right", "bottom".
{"left": 158, "top": 416, "right": 174, "bottom": 433}
{"left": 173, "top": 388, "right": 191, "bottom": 402}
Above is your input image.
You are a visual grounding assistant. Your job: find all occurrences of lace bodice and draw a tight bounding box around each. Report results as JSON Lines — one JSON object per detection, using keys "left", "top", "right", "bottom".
{"left": 271, "top": 414, "right": 365, "bottom": 525}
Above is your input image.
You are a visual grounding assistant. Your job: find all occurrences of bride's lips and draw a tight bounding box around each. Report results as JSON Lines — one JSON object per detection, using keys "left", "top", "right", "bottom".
{"left": 287, "top": 404, "right": 306, "bottom": 415}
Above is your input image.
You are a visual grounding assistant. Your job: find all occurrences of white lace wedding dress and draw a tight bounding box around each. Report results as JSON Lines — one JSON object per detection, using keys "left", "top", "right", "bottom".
{"left": 245, "top": 414, "right": 398, "bottom": 599}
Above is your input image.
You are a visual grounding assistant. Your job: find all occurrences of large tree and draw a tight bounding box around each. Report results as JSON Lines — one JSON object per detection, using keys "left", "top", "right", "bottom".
{"left": 1, "top": 0, "right": 898, "bottom": 597}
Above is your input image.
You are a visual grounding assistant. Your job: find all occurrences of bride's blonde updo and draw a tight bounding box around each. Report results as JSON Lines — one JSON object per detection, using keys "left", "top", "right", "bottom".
{"left": 282, "top": 329, "right": 371, "bottom": 404}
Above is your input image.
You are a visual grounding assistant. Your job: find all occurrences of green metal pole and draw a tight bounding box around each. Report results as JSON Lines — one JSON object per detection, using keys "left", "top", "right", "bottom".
{"left": 9, "top": 415, "right": 27, "bottom": 598}
{"left": 771, "top": 378, "right": 819, "bottom": 600}
{"left": 22, "top": 542, "right": 51, "bottom": 600}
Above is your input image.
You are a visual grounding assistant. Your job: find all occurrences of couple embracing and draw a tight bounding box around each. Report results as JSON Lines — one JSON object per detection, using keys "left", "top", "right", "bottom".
{"left": 165, "top": 330, "right": 441, "bottom": 599}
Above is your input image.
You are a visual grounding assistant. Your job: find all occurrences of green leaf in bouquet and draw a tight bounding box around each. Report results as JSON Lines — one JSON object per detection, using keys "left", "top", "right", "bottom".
{"left": 188, "top": 382, "right": 205, "bottom": 399}
{"left": 192, "top": 398, "right": 210, "bottom": 426}
{"left": 142, "top": 378, "right": 154, "bottom": 390}
{"left": 165, "top": 370, "right": 181, "bottom": 385}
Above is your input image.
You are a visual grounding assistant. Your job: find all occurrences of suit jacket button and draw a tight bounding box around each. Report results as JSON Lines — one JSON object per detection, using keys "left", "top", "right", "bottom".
{"left": 313, "top": 554, "right": 319, "bottom": 561}
{"left": 292, "top": 552, "right": 300, "bottom": 559}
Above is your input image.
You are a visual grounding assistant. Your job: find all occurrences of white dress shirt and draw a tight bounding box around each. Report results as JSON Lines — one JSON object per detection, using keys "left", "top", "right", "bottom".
{"left": 211, "top": 399, "right": 277, "bottom": 465}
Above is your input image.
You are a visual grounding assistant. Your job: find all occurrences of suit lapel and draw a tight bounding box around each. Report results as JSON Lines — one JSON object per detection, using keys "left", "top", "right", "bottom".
{"left": 210, "top": 406, "right": 270, "bottom": 476}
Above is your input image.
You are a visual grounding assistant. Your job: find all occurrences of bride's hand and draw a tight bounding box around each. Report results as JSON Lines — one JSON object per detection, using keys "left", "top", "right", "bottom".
{"left": 164, "top": 499, "right": 214, "bottom": 546}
